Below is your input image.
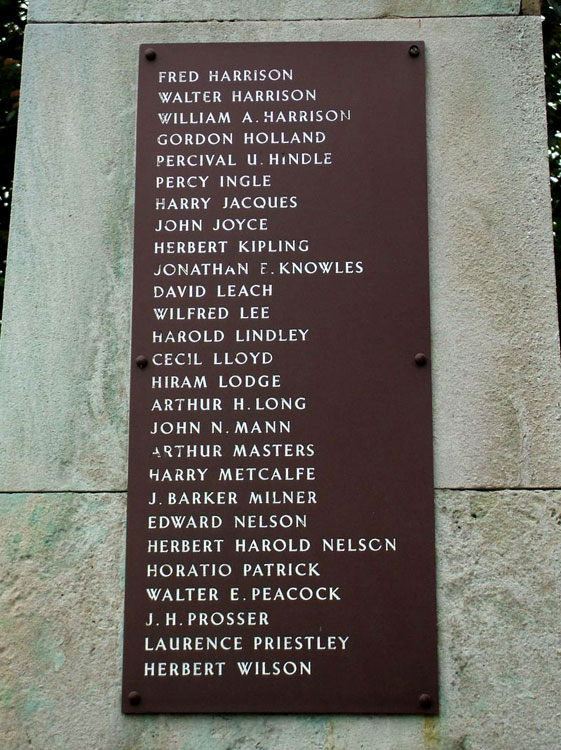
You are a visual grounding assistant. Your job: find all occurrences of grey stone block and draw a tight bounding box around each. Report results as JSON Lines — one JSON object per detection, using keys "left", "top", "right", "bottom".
{"left": 0, "top": 492, "right": 127, "bottom": 749}
{"left": 436, "top": 489, "right": 561, "bottom": 749}
{"left": 0, "top": 490, "right": 559, "bottom": 748}
{"left": 2, "top": 17, "right": 559, "bottom": 492}
{"left": 27, "top": 1, "right": 522, "bottom": 23}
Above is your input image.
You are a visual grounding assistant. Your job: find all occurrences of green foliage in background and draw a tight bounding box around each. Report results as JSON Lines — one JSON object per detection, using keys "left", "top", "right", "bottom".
{"left": 544, "top": 1, "right": 561, "bottom": 323}
{"left": 0, "top": 0, "right": 25, "bottom": 313}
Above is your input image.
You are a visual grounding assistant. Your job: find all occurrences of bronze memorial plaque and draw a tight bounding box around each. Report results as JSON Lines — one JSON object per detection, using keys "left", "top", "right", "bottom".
{"left": 122, "top": 42, "right": 438, "bottom": 714}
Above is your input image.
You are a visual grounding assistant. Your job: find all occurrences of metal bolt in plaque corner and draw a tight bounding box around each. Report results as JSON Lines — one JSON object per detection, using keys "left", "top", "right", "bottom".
{"left": 122, "top": 41, "right": 438, "bottom": 714}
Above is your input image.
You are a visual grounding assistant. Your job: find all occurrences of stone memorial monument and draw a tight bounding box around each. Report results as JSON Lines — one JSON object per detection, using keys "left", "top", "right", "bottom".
{"left": 1, "top": 1, "right": 560, "bottom": 748}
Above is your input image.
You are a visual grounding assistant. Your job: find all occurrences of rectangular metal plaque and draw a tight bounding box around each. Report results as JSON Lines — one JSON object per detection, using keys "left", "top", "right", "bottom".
{"left": 122, "top": 41, "right": 438, "bottom": 714}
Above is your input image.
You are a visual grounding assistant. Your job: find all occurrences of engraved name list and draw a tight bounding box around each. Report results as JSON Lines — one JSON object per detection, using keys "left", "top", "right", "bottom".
{"left": 122, "top": 41, "right": 438, "bottom": 715}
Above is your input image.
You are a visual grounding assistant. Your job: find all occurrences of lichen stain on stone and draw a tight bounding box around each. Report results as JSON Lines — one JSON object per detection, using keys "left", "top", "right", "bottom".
{"left": 22, "top": 498, "right": 110, "bottom": 569}
{"left": 6, "top": 533, "right": 23, "bottom": 564}
{"left": 324, "top": 719, "right": 335, "bottom": 750}
{"left": 24, "top": 503, "right": 73, "bottom": 567}
{"left": 28, "top": 503, "right": 71, "bottom": 550}
{"left": 82, "top": 522, "right": 107, "bottom": 548}
{"left": 422, "top": 715, "right": 439, "bottom": 748}
{"left": 0, "top": 684, "right": 16, "bottom": 711}
{"left": 23, "top": 694, "right": 43, "bottom": 719}
{"left": 34, "top": 620, "right": 65, "bottom": 673}
{"left": 28, "top": 503, "right": 44, "bottom": 529}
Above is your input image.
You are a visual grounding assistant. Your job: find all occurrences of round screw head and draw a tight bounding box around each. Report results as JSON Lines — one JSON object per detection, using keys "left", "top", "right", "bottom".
{"left": 409, "top": 45, "right": 420, "bottom": 58}
{"left": 145, "top": 48, "right": 157, "bottom": 61}
{"left": 128, "top": 691, "right": 141, "bottom": 706}
{"left": 414, "top": 352, "right": 428, "bottom": 366}
{"left": 135, "top": 355, "right": 149, "bottom": 369}
{"left": 419, "top": 693, "right": 432, "bottom": 709}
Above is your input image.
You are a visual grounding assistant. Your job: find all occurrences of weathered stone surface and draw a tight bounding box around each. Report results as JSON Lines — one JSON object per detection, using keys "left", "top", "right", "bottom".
{"left": 1, "top": 17, "right": 559, "bottom": 491}
{"left": 425, "top": 17, "right": 561, "bottom": 489}
{"left": 0, "top": 493, "right": 127, "bottom": 749}
{"left": 0, "top": 23, "right": 134, "bottom": 492}
{"left": 28, "top": 1, "right": 522, "bottom": 23}
{"left": 0, "top": 490, "right": 559, "bottom": 748}
{"left": 436, "top": 490, "right": 561, "bottom": 749}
